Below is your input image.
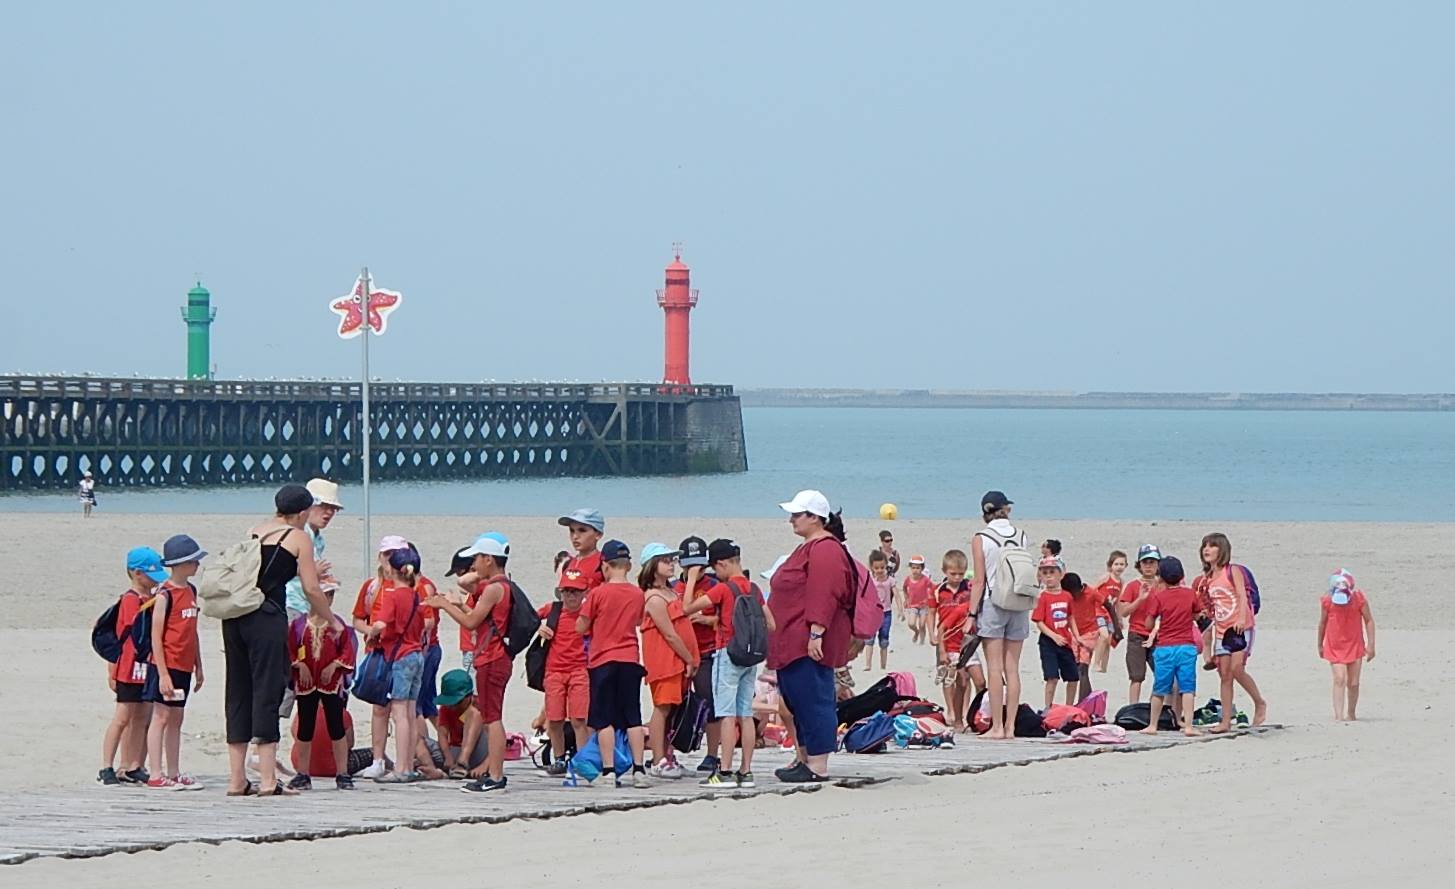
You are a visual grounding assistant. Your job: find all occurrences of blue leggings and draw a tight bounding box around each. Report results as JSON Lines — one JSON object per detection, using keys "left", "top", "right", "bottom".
{"left": 777, "top": 656, "right": 837, "bottom": 756}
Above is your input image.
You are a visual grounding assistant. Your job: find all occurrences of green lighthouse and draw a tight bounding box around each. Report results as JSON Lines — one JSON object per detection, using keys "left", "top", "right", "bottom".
{"left": 180, "top": 281, "right": 217, "bottom": 380}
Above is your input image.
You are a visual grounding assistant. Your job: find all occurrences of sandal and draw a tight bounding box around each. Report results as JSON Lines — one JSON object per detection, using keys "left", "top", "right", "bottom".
{"left": 257, "top": 781, "right": 299, "bottom": 797}
{"left": 447, "top": 766, "right": 468, "bottom": 780}
{"left": 226, "top": 782, "right": 259, "bottom": 797}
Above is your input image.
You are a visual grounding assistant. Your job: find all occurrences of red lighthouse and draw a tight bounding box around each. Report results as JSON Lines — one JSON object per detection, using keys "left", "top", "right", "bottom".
{"left": 656, "top": 243, "right": 698, "bottom": 385}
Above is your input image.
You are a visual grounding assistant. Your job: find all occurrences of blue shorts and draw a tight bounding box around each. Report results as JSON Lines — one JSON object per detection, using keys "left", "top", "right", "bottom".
{"left": 390, "top": 651, "right": 424, "bottom": 701}
{"left": 416, "top": 644, "right": 443, "bottom": 718}
{"left": 875, "top": 611, "right": 893, "bottom": 647}
{"left": 713, "top": 650, "right": 757, "bottom": 718}
{"left": 1151, "top": 645, "right": 1197, "bottom": 698}
{"left": 776, "top": 656, "right": 837, "bottom": 756}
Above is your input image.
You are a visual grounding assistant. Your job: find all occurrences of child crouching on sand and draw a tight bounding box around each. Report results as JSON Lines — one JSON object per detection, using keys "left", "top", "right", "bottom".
{"left": 288, "top": 584, "right": 357, "bottom": 790}
{"left": 143, "top": 535, "right": 207, "bottom": 790}
{"left": 1141, "top": 557, "right": 1204, "bottom": 737}
{"left": 1318, "top": 571, "right": 1376, "bottom": 721}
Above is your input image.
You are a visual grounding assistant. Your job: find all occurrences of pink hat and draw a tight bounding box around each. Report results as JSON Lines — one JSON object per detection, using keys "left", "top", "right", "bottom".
{"left": 377, "top": 535, "right": 409, "bottom": 553}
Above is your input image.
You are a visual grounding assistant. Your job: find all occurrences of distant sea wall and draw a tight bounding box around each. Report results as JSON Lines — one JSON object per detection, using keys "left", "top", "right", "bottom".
{"left": 741, "top": 389, "right": 1455, "bottom": 411}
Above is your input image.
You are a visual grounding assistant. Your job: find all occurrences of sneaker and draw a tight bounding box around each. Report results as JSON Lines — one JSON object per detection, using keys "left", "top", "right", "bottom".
{"left": 631, "top": 770, "right": 652, "bottom": 789}
{"left": 97, "top": 767, "right": 120, "bottom": 786}
{"left": 696, "top": 754, "right": 720, "bottom": 773}
{"left": 461, "top": 776, "right": 507, "bottom": 793}
{"left": 546, "top": 761, "right": 567, "bottom": 777}
{"left": 146, "top": 776, "right": 182, "bottom": 791}
{"left": 173, "top": 774, "right": 205, "bottom": 791}
{"left": 119, "top": 767, "right": 149, "bottom": 785}
{"left": 735, "top": 771, "right": 756, "bottom": 788}
{"left": 699, "top": 770, "right": 738, "bottom": 789}
{"left": 335, "top": 774, "right": 356, "bottom": 790}
{"left": 775, "top": 762, "right": 828, "bottom": 784}
{"left": 287, "top": 774, "right": 312, "bottom": 791}
{"left": 358, "top": 759, "right": 387, "bottom": 780}
{"left": 657, "top": 761, "right": 686, "bottom": 780}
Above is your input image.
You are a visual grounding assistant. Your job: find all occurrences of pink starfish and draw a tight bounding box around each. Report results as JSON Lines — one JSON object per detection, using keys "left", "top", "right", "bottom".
{"left": 330, "top": 278, "right": 403, "bottom": 338}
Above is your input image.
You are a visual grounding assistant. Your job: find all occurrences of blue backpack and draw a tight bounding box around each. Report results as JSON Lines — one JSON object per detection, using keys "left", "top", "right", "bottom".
{"left": 571, "top": 730, "right": 633, "bottom": 781}
{"left": 842, "top": 711, "right": 896, "bottom": 754}
{"left": 1232, "top": 564, "right": 1262, "bottom": 615}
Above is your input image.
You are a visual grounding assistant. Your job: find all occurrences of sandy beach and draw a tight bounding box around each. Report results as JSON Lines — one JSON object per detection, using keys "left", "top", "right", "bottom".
{"left": 2, "top": 511, "right": 1450, "bottom": 886}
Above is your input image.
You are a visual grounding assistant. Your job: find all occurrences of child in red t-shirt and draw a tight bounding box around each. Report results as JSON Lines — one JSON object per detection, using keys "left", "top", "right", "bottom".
{"left": 1064, "top": 572, "right": 1103, "bottom": 702}
{"left": 932, "top": 550, "right": 979, "bottom": 732}
{"left": 364, "top": 546, "right": 428, "bottom": 783}
{"left": 1318, "top": 571, "right": 1377, "bottom": 721}
{"left": 1031, "top": 560, "right": 1078, "bottom": 709}
{"left": 576, "top": 540, "right": 649, "bottom": 787}
{"left": 900, "top": 556, "right": 935, "bottom": 645}
{"left": 1090, "top": 550, "right": 1127, "bottom": 673}
{"left": 640, "top": 543, "right": 700, "bottom": 780}
{"left": 99, "top": 546, "right": 167, "bottom": 786}
{"left": 536, "top": 569, "right": 592, "bottom": 776}
{"left": 143, "top": 535, "right": 208, "bottom": 790}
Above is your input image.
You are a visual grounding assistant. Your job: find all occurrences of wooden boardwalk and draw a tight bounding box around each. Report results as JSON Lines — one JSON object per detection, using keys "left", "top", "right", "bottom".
{"left": 0, "top": 727, "right": 1278, "bottom": 865}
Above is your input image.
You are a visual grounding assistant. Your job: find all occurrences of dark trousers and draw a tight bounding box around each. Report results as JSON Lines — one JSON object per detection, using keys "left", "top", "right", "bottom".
{"left": 222, "top": 603, "right": 289, "bottom": 744}
{"left": 296, "top": 691, "right": 347, "bottom": 742}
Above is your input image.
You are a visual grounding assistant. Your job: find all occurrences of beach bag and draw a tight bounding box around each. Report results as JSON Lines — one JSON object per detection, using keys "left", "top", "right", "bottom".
{"left": 198, "top": 528, "right": 290, "bottom": 620}
{"left": 670, "top": 688, "right": 711, "bottom": 753}
{"left": 504, "top": 732, "right": 529, "bottom": 761}
{"left": 481, "top": 580, "right": 542, "bottom": 660}
{"left": 842, "top": 711, "right": 896, "bottom": 753}
{"left": 572, "top": 730, "right": 633, "bottom": 782}
{"left": 524, "top": 602, "right": 561, "bottom": 692}
{"left": 976, "top": 527, "right": 1038, "bottom": 612}
{"left": 1042, "top": 704, "right": 1093, "bottom": 734}
{"left": 1231, "top": 564, "right": 1262, "bottom": 615}
{"left": 725, "top": 580, "right": 769, "bottom": 667}
{"left": 836, "top": 675, "right": 907, "bottom": 727}
{"left": 1114, "top": 702, "right": 1180, "bottom": 731}
{"left": 890, "top": 671, "right": 918, "bottom": 698}
{"left": 352, "top": 595, "right": 419, "bottom": 707}
{"left": 91, "top": 595, "right": 132, "bottom": 663}
{"left": 1066, "top": 725, "right": 1128, "bottom": 744}
{"left": 1077, "top": 689, "right": 1109, "bottom": 722}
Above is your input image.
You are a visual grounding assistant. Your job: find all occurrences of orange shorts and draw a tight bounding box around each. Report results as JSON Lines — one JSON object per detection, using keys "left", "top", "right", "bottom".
{"left": 649, "top": 675, "right": 686, "bottom": 708}
{"left": 544, "top": 669, "right": 589, "bottom": 722}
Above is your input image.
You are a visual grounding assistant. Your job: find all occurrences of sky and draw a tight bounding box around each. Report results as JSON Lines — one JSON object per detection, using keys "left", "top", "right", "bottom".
{"left": 3, "top": 2, "right": 1451, "bottom": 393}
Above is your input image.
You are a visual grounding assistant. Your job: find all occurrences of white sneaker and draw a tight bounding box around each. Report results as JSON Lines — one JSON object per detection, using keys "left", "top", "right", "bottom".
{"left": 173, "top": 773, "right": 205, "bottom": 791}
{"left": 658, "top": 761, "right": 686, "bottom": 779}
{"left": 358, "top": 759, "right": 388, "bottom": 780}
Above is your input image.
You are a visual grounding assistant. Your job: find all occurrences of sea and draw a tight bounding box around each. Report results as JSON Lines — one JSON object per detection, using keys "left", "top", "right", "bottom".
{"left": 4, "top": 407, "right": 1452, "bottom": 522}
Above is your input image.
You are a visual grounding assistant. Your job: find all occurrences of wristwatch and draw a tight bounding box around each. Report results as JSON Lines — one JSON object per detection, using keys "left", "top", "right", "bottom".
{"left": 809, "top": 631, "right": 824, "bottom": 640}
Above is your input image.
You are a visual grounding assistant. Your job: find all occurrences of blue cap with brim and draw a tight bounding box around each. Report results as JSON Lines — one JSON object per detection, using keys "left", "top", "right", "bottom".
{"left": 126, "top": 546, "right": 169, "bottom": 582}
{"left": 640, "top": 543, "right": 679, "bottom": 563}
{"left": 558, "top": 508, "right": 605, "bottom": 534}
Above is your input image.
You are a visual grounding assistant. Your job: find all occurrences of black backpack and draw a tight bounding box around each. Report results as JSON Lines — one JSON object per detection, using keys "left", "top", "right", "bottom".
{"left": 724, "top": 580, "right": 769, "bottom": 667}
{"left": 483, "top": 580, "right": 542, "bottom": 660}
{"left": 1114, "top": 701, "right": 1180, "bottom": 731}
{"left": 836, "top": 675, "right": 912, "bottom": 727}
{"left": 524, "top": 602, "right": 561, "bottom": 691}
{"left": 91, "top": 599, "right": 126, "bottom": 663}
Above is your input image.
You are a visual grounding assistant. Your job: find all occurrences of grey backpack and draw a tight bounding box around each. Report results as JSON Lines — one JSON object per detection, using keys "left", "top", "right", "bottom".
{"left": 725, "top": 579, "right": 769, "bottom": 667}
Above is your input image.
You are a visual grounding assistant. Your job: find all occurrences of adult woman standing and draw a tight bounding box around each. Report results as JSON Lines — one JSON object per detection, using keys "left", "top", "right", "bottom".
{"left": 765, "top": 490, "right": 853, "bottom": 783}
{"left": 225, "top": 484, "right": 330, "bottom": 797}
{"left": 967, "top": 491, "right": 1031, "bottom": 739}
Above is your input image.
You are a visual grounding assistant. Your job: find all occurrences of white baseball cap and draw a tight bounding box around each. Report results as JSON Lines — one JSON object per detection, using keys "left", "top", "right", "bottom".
{"left": 779, "top": 489, "right": 831, "bottom": 519}
{"left": 461, "top": 532, "right": 510, "bottom": 559}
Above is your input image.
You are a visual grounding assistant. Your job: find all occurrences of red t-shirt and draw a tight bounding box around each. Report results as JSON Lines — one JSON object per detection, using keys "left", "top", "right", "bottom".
{"left": 1122, "top": 578, "right": 1158, "bottom": 636}
{"left": 154, "top": 580, "right": 201, "bottom": 673}
{"left": 376, "top": 582, "right": 426, "bottom": 659}
{"left": 1321, "top": 590, "right": 1369, "bottom": 663}
{"left": 1148, "top": 585, "right": 1202, "bottom": 647}
{"left": 113, "top": 589, "right": 152, "bottom": 685}
{"left": 472, "top": 576, "right": 513, "bottom": 665}
{"left": 1032, "top": 588, "right": 1074, "bottom": 638}
{"left": 537, "top": 601, "right": 588, "bottom": 674}
{"left": 675, "top": 575, "right": 720, "bottom": 654}
{"left": 707, "top": 576, "right": 765, "bottom": 650}
{"left": 1069, "top": 591, "right": 1104, "bottom": 639}
{"left": 1097, "top": 576, "right": 1124, "bottom": 604}
{"left": 289, "top": 614, "right": 357, "bottom": 695}
{"left": 580, "top": 581, "right": 644, "bottom": 668}
{"left": 939, "top": 601, "right": 971, "bottom": 654}
{"left": 903, "top": 574, "right": 935, "bottom": 608}
{"left": 352, "top": 578, "right": 385, "bottom": 649}
{"left": 416, "top": 575, "right": 440, "bottom": 648}
{"left": 439, "top": 702, "right": 468, "bottom": 747}
{"left": 566, "top": 551, "right": 606, "bottom": 591}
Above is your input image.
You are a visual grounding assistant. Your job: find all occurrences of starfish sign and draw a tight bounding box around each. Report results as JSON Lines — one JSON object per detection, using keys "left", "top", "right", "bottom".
{"left": 330, "top": 277, "right": 403, "bottom": 338}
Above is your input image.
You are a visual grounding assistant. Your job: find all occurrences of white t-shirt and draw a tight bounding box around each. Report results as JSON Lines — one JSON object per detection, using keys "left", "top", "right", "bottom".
{"left": 976, "top": 518, "right": 1023, "bottom": 595}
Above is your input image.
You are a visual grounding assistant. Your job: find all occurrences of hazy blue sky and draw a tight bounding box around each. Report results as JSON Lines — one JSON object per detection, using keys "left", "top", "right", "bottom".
{"left": 4, "top": 3, "right": 1451, "bottom": 392}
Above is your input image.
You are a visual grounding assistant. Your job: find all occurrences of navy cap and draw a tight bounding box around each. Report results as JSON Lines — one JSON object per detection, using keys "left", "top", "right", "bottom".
{"left": 1157, "top": 556, "right": 1185, "bottom": 584}
{"left": 601, "top": 539, "right": 631, "bottom": 562}
{"left": 981, "top": 490, "right": 1013, "bottom": 511}
{"left": 678, "top": 536, "right": 709, "bottom": 567}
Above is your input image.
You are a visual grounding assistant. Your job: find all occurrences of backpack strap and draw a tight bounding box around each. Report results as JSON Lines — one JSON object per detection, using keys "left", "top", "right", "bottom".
{"left": 387, "top": 588, "right": 419, "bottom": 663}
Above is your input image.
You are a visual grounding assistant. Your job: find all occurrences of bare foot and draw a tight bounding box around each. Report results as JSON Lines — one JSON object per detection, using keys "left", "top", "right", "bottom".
{"left": 1208, "top": 723, "right": 1231, "bottom": 735}
{"left": 1183, "top": 727, "right": 1203, "bottom": 737}
{"left": 1252, "top": 700, "right": 1268, "bottom": 726}
{"left": 1139, "top": 726, "right": 1159, "bottom": 736}
{"left": 1348, "top": 712, "right": 1358, "bottom": 721}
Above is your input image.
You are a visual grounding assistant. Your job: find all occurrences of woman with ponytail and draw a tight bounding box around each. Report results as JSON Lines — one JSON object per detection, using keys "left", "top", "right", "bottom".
{"left": 363, "top": 543, "right": 428, "bottom": 783}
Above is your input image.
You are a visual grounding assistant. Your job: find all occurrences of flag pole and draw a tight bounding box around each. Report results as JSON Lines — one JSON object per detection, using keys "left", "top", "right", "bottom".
{"left": 360, "top": 266, "right": 372, "bottom": 575}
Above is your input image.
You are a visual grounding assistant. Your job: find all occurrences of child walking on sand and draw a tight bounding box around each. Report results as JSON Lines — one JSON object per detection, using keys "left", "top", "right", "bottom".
{"left": 862, "top": 550, "right": 895, "bottom": 671}
{"left": 1319, "top": 571, "right": 1376, "bottom": 721}
{"left": 1141, "top": 557, "right": 1204, "bottom": 737}
{"left": 143, "top": 535, "right": 207, "bottom": 790}
{"left": 287, "top": 584, "right": 357, "bottom": 790}
{"left": 640, "top": 543, "right": 699, "bottom": 780}
{"left": 1198, "top": 533, "right": 1267, "bottom": 732}
{"left": 99, "top": 546, "right": 166, "bottom": 786}
{"left": 901, "top": 556, "right": 934, "bottom": 645}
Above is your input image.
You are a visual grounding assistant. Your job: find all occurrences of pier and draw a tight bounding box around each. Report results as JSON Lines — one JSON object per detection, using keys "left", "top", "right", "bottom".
{"left": 0, "top": 375, "right": 748, "bottom": 491}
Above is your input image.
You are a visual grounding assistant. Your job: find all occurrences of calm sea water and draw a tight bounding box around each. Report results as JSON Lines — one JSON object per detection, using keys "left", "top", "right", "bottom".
{"left": 5, "top": 407, "right": 1452, "bottom": 521}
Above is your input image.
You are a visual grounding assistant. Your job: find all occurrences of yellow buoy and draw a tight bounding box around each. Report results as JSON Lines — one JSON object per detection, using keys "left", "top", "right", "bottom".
{"left": 879, "top": 503, "right": 898, "bottom": 520}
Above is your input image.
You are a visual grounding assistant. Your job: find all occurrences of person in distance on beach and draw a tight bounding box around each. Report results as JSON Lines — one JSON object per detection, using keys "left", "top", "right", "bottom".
{"left": 900, "top": 555, "right": 935, "bottom": 646}
{"left": 675, "top": 534, "right": 724, "bottom": 774}
{"left": 559, "top": 508, "right": 607, "bottom": 590}
{"left": 1318, "top": 570, "right": 1376, "bottom": 721}
{"left": 767, "top": 490, "right": 855, "bottom": 783}
{"left": 1139, "top": 556, "right": 1205, "bottom": 737}
{"left": 79, "top": 470, "right": 97, "bottom": 517}
{"left": 862, "top": 550, "right": 895, "bottom": 671}
{"left": 1117, "top": 544, "right": 1163, "bottom": 704}
{"left": 877, "top": 529, "right": 901, "bottom": 577}
{"left": 429, "top": 533, "right": 515, "bottom": 793}
{"left": 576, "top": 540, "right": 651, "bottom": 787}
{"left": 968, "top": 490, "right": 1032, "bottom": 740}
{"left": 1197, "top": 533, "right": 1267, "bottom": 732}
{"left": 1041, "top": 539, "right": 1062, "bottom": 560}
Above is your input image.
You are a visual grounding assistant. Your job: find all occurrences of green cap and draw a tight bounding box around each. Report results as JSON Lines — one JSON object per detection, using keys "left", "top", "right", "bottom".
{"left": 436, "top": 669, "right": 473, "bottom": 707}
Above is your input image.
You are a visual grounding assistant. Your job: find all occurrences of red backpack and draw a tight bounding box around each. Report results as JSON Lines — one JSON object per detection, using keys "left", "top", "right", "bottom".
{"left": 1042, "top": 703, "right": 1093, "bottom": 733}
{"left": 807, "top": 537, "right": 884, "bottom": 641}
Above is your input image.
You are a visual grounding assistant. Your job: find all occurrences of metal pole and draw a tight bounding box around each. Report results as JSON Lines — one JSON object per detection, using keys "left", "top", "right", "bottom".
{"left": 360, "top": 266, "right": 372, "bottom": 575}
